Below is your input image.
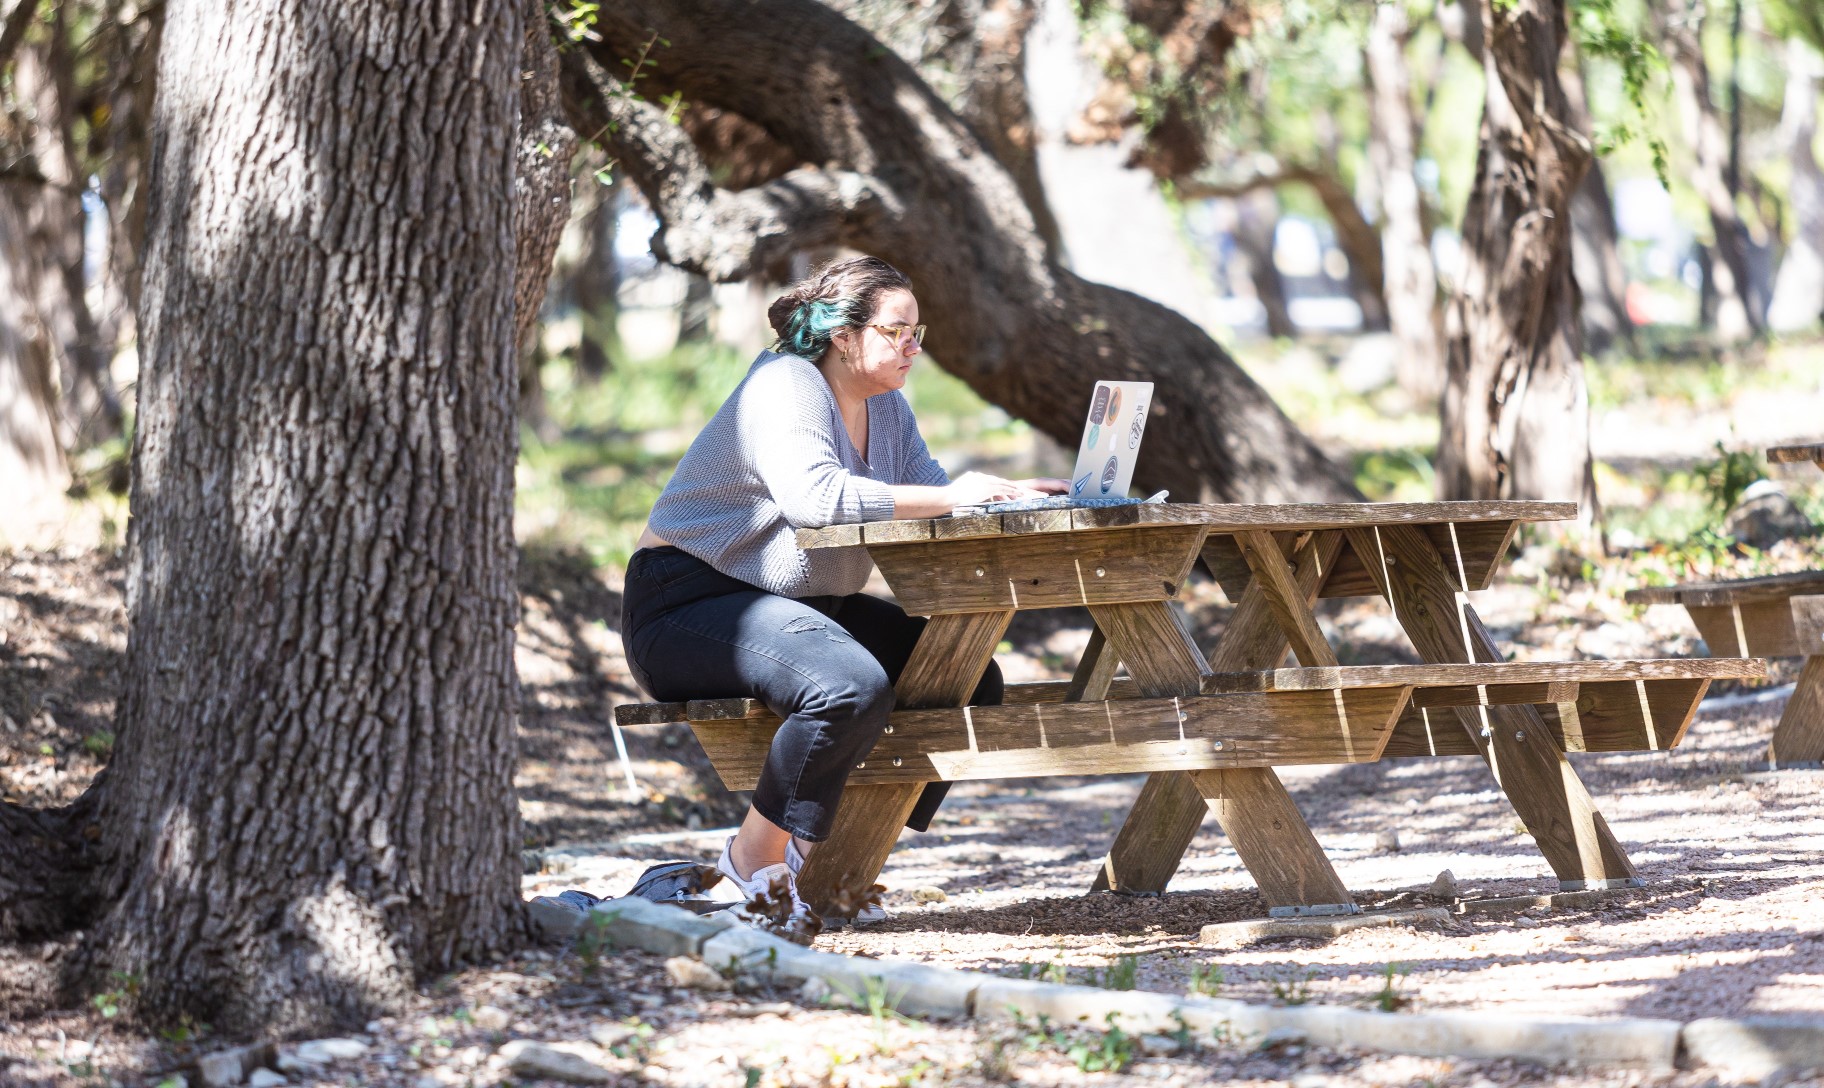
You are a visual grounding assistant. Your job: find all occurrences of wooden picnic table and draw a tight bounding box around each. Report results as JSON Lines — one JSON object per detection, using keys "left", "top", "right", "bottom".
{"left": 752, "top": 500, "right": 1760, "bottom": 917}
{"left": 619, "top": 502, "right": 1762, "bottom": 916}
{"left": 1767, "top": 443, "right": 1824, "bottom": 471}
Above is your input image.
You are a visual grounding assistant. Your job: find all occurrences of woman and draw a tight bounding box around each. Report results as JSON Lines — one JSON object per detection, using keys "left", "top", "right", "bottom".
{"left": 623, "top": 256, "right": 1064, "bottom": 929}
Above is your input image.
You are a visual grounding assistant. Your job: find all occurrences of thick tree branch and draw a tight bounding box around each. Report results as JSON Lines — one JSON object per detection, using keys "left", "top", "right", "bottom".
{"left": 559, "top": 49, "right": 903, "bottom": 284}
{"left": 568, "top": 0, "right": 1358, "bottom": 504}
{"left": 514, "top": 0, "right": 578, "bottom": 349}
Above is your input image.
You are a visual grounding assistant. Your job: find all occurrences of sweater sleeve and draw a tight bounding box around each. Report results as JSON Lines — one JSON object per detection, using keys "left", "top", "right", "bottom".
{"left": 741, "top": 361, "right": 897, "bottom": 527}
{"left": 889, "top": 392, "right": 950, "bottom": 487}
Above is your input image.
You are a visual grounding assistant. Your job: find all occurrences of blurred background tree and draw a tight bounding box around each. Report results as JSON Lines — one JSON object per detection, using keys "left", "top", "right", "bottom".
{"left": 0, "top": 0, "right": 1821, "bottom": 555}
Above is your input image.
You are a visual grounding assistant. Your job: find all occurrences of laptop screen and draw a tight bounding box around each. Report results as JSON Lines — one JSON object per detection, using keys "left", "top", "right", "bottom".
{"left": 1069, "top": 380, "right": 1153, "bottom": 500}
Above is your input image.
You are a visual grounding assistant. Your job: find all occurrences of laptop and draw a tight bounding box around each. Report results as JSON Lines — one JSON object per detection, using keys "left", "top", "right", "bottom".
{"left": 953, "top": 380, "right": 1157, "bottom": 515}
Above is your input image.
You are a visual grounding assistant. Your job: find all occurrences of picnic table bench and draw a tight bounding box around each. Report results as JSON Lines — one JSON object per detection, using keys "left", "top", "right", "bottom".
{"left": 1620, "top": 442, "right": 1824, "bottom": 764}
{"left": 616, "top": 501, "right": 1763, "bottom": 918}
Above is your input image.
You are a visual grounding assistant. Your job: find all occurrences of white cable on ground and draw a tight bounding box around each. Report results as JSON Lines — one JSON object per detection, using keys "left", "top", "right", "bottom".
{"left": 610, "top": 723, "right": 641, "bottom": 794}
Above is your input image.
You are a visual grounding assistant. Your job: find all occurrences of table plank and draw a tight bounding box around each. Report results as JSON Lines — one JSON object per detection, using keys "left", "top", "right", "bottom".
{"left": 796, "top": 500, "right": 1578, "bottom": 550}
{"left": 1768, "top": 443, "right": 1824, "bottom": 467}
{"left": 870, "top": 524, "right": 1207, "bottom": 615}
{"left": 691, "top": 687, "right": 1406, "bottom": 787}
{"left": 1344, "top": 524, "right": 1640, "bottom": 890}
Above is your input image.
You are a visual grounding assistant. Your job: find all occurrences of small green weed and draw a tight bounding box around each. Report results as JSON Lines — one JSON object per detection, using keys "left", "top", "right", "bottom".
{"left": 1268, "top": 967, "right": 1315, "bottom": 1006}
{"left": 1696, "top": 441, "right": 1765, "bottom": 514}
{"left": 1373, "top": 962, "right": 1412, "bottom": 1012}
{"left": 1188, "top": 961, "right": 1224, "bottom": 997}
{"left": 1082, "top": 953, "right": 1138, "bottom": 991}
{"left": 92, "top": 971, "right": 142, "bottom": 1019}
{"left": 82, "top": 731, "right": 115, "bottom": 759}
{"left": 1012, "top": 956, "right": 1070, "bottom": 985}
{"left": 1066, "top": 1012, "right": 1135, "bottom": 1073}
{"left": 572, "top": 911, "right": 617, "bottom": 976}
{"left": 1013, "top": 1010, "right": 1135, "bottom": 1074}
{"left": 158, "top": 1013, "right": 210, "bottom": 1046}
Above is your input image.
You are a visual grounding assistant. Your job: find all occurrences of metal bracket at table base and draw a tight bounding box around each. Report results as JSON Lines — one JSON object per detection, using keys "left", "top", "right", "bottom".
{"left": 1267, "top": 902, "right": 1362, "bottom": 918}
{"left": 1556, "top": 876, "right": 1646, "bottom": 892}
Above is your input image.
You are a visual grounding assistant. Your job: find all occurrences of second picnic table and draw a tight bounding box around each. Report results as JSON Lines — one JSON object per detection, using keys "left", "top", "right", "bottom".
{"left": 622, "top": 500, "right": 1762, "bottom": 919}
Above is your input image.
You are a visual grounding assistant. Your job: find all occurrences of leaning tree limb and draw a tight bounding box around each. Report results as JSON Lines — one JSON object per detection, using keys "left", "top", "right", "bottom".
{"left": 564, "top": 0, "right": 1356, "bottom": 504}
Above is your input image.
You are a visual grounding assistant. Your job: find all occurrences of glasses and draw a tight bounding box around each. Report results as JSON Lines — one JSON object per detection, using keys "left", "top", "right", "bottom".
{"left": 865, "top": 323, "right": 926, "bottom": 348}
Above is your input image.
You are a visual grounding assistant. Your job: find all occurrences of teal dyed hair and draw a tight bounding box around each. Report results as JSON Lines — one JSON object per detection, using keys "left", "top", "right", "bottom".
{"left": 776, "top": 297, "right": 861, "bottom": 360}
{"left": 767, "top": 256, "right": 914, "bottom": 361}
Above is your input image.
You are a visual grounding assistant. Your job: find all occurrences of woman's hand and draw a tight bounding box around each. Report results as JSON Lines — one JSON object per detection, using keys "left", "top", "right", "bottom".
{"left": 1013, "top": 477, "right": 1070, "bottom": 496}
{"left": 944, "top": 471, "right": 1033, "bottom": 508}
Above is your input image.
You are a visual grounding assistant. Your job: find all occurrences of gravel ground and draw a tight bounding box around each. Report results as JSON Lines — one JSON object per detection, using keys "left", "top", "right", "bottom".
{"left": 7, "top": 538, "right": 1824, "bottom": 1087}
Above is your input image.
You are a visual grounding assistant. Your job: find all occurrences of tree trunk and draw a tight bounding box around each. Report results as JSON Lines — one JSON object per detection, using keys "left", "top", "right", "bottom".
{"left": 1436, "top": 0, "right": 1598, "bottom": 535}
{"left": 572, "top": 185, "right": 622, "bottom": 381}
{"left": 561, "top": 0, "right": 1357, "bottom": 504}
{"left": 679, "top": 273, "right": 715, "bottom": 343}
{"left": 1659, "top": 0, "right": 1766, "bottom": 341}
{"left": 1313, "top": 164, "right": 1390, "bottom": 333}
{"left": 1366, "top": 0, "right": 1444, "bottom": 404}
{"left": 1769, "top": 37, "right": 1824, "bottom": 333}
{"left": 0, "top": 194, "right": 68, "bottom": 549}
{"left": 1568, "top": 159, "right": 1634, "bottom": 354}
{"left": 11, "top": 0, "right": 545, "bottom": 1035}
{"left": 1561, "top": 55, "right": 1635, "bottom": 355}
{"left": 1177, "top": 161, "right": 1389, "bottom": 333}
{"left": 16, "top": 30, "right": 125, "bottom": 445}
{"left": 1233, "top": 187, "right": 1297, "bottom": 339}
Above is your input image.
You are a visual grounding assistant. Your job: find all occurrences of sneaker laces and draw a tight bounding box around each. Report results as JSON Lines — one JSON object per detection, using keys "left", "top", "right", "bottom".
{"left": 717, "top": 839, "right": 822, "bottom": 944}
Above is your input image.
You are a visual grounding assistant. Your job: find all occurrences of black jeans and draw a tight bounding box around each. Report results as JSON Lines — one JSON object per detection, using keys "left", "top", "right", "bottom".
{"left": 622, "top": 546, "right": 1003, "bottom": 840}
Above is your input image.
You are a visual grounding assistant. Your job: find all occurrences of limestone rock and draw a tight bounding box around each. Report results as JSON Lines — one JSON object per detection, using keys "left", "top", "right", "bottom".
{"left": 1136, "top": 1033, "right": 1183, "bottom": 1057}
{"left": 1428, "top": 870, "right": 1459, "bottom": 899}
{"left": 1373, "top": 830, "right": 1402, "bottom": 854}
{"left": 246, "top": 1070, "right": 287, "bottom": 1088}
{"left": 292, "top": 1038, "right": 369, "bottom": 1066}
{"left": 498, "top": 1040, "right": 616, "bottom": 1084}
{"left": 911, "top": 887, "right": 947, "bottom": 903}
{"left": 665, "top": 955, "right": 732, "bottom": 990}
{"left": 470, "top": 1005, "right": 511, "bottom": 1032}
{"left": 195, "top": 1042, "right": 276, "bottom": 1088}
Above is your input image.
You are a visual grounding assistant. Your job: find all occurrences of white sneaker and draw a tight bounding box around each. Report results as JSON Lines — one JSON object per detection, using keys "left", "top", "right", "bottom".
{"left": 786, "top": 839, "right": 888, "bottom": 927}
{"left": 716, "top": 838, "right": 821, "bottom": 944}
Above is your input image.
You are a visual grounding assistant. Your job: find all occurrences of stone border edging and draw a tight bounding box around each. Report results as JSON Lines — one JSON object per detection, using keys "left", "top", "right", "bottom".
{"left": 547, "top": 896, "right": 1824, "bottom": 1080}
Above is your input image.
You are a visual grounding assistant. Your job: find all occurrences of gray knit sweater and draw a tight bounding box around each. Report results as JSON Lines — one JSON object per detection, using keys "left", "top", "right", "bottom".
{"left": 646, "top": 350, "right": 950, "bottom": 598}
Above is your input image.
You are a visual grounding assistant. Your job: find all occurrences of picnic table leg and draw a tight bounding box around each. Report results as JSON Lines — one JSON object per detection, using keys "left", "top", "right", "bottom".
{"left": 795, "top": 608, "right": 1014, "bottom": 917}
{"left": 1770, "top": 654, "right": 1824, "bottom": 764}
{"left": 1089, "top": 531, "right": 1357, "bottom": 913}
{"left": 1343, "top": 524, "right": 1640, "bottom": 890}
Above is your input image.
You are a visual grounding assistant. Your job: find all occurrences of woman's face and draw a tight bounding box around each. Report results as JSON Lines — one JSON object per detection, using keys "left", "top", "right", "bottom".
{"left": 831, "top": 288, "right": 922, "bottom": 396}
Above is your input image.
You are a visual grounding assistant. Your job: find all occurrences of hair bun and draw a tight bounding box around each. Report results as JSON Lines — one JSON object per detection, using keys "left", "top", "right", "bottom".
{"left": 767, "top": 289, "right": 812, "bottom": 337}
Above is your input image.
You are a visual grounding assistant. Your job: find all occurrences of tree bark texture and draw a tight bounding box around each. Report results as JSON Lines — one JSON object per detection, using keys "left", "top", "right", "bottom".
{"left": 1659, "top": 0, "right": 1767, "bottom": 341}
{"left": 1560, "top": 53, "right": 1634, "bottom": 355}
{"left": 562, "top": 0, "right": 1357, "bottom": 504}
{"left": 81, "top": 0, "right": 529, "bottom": 1034}
{"left": 1768, "top": 38, "right": 1824, "bottom": 332}
{"left": 1366, "top": 0, "right": 1444, "bottom": 404}
{"left": 1435, "top": 0, "right": 1598, "bottom": 532}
